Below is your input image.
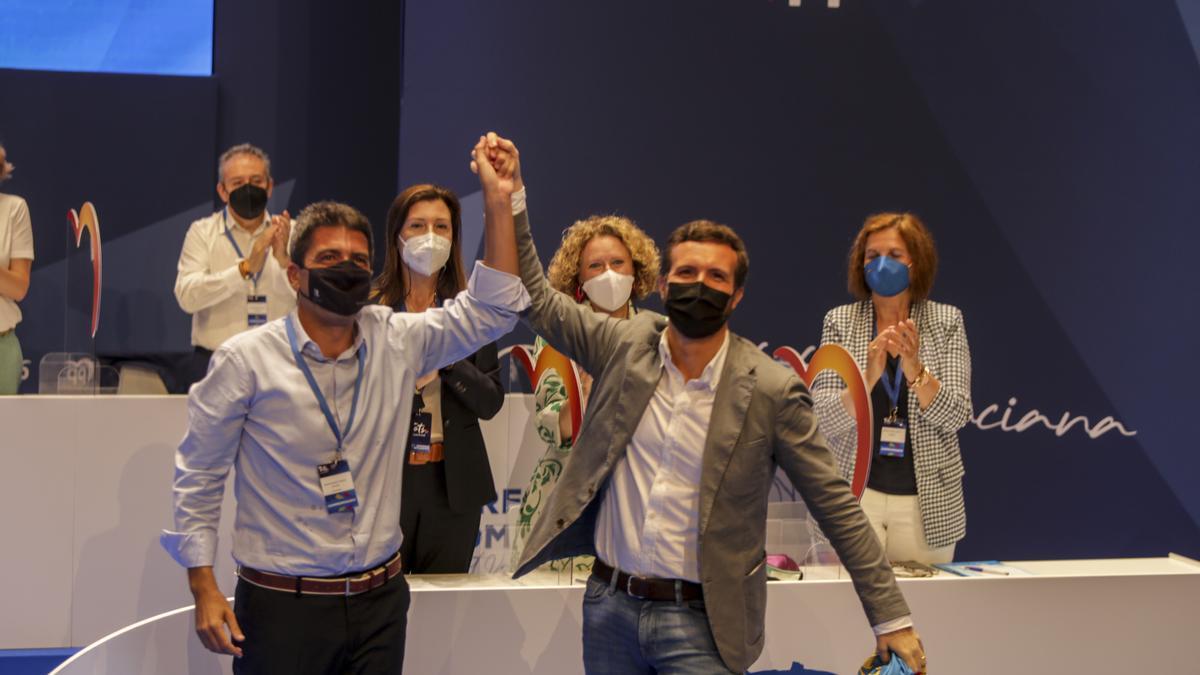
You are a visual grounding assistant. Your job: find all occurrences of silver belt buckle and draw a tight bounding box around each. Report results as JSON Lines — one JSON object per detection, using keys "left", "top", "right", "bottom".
{"left": 625, "top": 574, "right": 646, "bottom": 599}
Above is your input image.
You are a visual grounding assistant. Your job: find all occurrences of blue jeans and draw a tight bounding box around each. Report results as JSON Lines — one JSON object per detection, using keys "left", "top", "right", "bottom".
{"left": 581, "top": 574, "right": 734, "bottom": 674}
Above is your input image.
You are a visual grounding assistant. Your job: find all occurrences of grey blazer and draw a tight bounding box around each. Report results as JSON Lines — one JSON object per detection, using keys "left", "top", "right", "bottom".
{"left": 812, "top": 300, "right": 972, "bottom": 549}
{"left": 511, "top": 208, "right": 909, "bottom": 673}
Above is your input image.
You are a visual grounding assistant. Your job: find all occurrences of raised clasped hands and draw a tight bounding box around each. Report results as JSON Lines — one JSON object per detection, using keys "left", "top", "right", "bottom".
{"left": 470, "top": 131, "right": 523, "bottom": 197}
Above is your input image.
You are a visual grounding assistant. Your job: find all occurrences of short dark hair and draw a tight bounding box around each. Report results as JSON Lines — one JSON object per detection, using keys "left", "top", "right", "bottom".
{"left": 290, "top": 201, "right": 374, "bottom": 266}
{"left": 664, "top": 219, "right": 749, "bottom": 288}
{"left": 218, "top": 143, "right": 271, "bottom": 182}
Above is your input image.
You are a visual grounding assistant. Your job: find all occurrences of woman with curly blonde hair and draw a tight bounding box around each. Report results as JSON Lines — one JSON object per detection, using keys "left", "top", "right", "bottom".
{"left": 510, "top": 214, "right": 660, "bottom": 572}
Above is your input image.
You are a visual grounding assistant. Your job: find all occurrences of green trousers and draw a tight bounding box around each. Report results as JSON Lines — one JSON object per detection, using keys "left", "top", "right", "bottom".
{"left": 0, "top": 330, "right": 24, "bottom": 395}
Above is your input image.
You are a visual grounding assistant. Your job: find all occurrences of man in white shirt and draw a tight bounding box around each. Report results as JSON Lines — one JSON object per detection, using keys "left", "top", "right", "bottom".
{"left": 0, "top": 143, "right": 34, "bottom": 395}
{"left": 175, "top": 143, "right": 294, "bottom": 383}
{"left": 161, "top": 138, "right": 528, "bottom": 673}
{"left": 482, "top": 135, "right": 927, "bottom": 674}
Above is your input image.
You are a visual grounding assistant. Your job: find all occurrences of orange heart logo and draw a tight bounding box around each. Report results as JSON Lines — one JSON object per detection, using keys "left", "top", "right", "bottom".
{"left": 774, "top": 344, "right": 873, "bottom": 499}
{"left": 66, "top": 202, "right": 102, "bottom": 338}
{"left": 511, "top": 343, "right": 584, "bottom": 440}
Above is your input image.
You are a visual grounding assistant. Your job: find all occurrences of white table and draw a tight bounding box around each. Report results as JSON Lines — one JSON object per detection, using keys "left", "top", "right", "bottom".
{"left": 51, "top": 556, "right": 1200, "bottom": 674}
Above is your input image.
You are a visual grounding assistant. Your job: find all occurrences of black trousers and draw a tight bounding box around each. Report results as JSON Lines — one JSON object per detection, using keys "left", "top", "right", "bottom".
{"left": 400, "top": 461, "right": 482, "bottom": 574}
{"left": 188, "top": 346, "right": 214, "bottom": 388}
{"left": 231, "top": 572, "right": 410, "bottom": 675}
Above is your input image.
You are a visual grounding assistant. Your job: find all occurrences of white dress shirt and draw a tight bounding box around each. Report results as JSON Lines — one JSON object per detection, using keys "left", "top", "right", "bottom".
{"left": 591, "top": 326, "right": 914, "bottom": 636}
{"left": 513, "top": 187, "right": 911, "bottom": 635}
{"left": 594, "top": 331, "right": 730, "bottom": 583}
{"left": 161, "top": 262, "right": 530, "bottom": 576}
{"left": 0, "top": 193, "right": 34, "bottom": 333}
{"left": 175, "top": 207, "right": 296, "bottom": 350}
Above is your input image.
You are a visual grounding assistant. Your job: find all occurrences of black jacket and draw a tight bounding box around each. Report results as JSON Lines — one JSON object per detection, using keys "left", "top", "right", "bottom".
{"left": 436, "top": 342, "right": 503, "bottom": 512}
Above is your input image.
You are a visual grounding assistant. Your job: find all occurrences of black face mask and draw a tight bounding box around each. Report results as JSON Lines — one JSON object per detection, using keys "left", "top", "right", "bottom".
{"left": 228, "top": 183, "right": 269, "bottom": 220}
{"left": 665, "top": 281, "right": 733, "bottom": 339}
{"left": 303, "top": 261, "right": 372, "bottom": 317}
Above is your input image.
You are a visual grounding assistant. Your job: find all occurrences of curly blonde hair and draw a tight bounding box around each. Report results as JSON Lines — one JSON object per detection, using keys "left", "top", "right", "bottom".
{"left": 547, "top": 215, "right": 661, "bottom": 300}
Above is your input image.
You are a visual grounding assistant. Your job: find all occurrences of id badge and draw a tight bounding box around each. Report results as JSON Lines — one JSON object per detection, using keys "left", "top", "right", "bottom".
{"left": 879, "top": 420, "right": 907, "bottom": 458}
{"left": 317, "top": 458, "right": 359, "bottom": 513}
{"left": 410, "top": 411, "right": 432, "bottom": 455}
{"left": 247, "top": 294, "right": 268, "bottom": 327}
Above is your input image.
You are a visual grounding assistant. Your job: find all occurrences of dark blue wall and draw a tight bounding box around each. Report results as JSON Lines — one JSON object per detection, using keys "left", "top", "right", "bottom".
{"left": 0, "top": 0, "right": 402, "bottom": 391}
{"left": 1, "top": 0, "right": 1196, "bottom": 561}
{"left": 398, "top": 0, "right": 1200, "bottom": 561}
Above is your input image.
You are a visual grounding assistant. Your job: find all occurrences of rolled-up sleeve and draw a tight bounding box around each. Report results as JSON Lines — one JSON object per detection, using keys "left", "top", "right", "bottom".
{"left": 174, "top": 223, "right": 245, "bottom": 315}
{"left": 159, "top": 346, "right": 251, "bottom": 568}
{"left": 414, "top": 261, "right": 531, "bottom": 374}
{"left": 466, "top": 260, "right": 532, "bottom": 312}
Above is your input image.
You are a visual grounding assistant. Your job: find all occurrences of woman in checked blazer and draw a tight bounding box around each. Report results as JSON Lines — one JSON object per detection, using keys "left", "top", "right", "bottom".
{"left": 812, "top": 212, "right": 972, "bottom": 563}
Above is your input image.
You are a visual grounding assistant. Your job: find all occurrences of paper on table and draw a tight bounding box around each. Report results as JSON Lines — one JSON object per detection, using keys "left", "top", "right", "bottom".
{"left": 934, "top": 560, "right": 1032, "bottom": 577}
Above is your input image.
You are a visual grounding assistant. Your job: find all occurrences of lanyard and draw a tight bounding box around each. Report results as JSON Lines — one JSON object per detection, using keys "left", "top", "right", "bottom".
{"left": 285, "top": 314, "right": 365, "bottom": 454}
{"left": 873, "top": 318, "right": 905, "bottom": 418}
{"left": 222, "top": 208, "right": 263, "bottom": 288}
{"left": 879, "top": 359, "right": 905, "bottom": 416}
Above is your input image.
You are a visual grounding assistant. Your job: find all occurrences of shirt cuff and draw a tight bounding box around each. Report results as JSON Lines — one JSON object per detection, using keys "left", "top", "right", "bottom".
{"left": 222, "top": 260, "right": 247, "bottom": 291}
{"left": 467, "top": 260, "right": 532, "bottom": 312}
{"left": 511, "top": 187, "right": 527, "bottom": 216}
{"left": 160, "top": 529, "right": 217, "bottom": 568}
{"left": 872, "top": 614, "right": 914, "bottom": 636}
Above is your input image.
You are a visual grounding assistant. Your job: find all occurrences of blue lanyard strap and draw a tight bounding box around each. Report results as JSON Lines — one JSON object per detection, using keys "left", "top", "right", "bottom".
{"left": 880, "top": 360, "right": 904, "bottom": 412}
{"left": 223, "top": 209, "right": 263, "bottom": 286}
{"left": 872, "top": 319, "right": 906, "bottom": 413}
{"left": 285, "top": 314, "right": 365, "bottom": 451}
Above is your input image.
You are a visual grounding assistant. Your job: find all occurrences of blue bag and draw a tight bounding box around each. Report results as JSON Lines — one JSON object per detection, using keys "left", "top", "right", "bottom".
{"left": 857, "top": 652, "right": 917, "bottom": 675}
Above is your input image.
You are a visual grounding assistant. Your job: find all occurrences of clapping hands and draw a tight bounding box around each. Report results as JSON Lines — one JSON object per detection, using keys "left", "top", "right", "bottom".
{"left": 869, "top": 319, "right": 924, "bottom": 384}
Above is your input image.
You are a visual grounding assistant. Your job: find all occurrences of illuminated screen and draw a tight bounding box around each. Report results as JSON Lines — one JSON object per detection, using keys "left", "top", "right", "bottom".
{"left": 0, "top": 0, "right": 213, "bottom": 76}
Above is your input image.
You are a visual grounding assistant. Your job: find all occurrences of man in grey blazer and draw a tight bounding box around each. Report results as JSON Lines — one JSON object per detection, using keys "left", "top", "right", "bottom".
{"left": 478, "top": 134, "right": 925, "bottom": 674}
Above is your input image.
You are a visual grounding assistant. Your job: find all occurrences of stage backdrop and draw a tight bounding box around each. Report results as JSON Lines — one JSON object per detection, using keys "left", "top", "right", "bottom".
{"left": 397, "top": 0, "right": 1200, "bottom": 562}
{"left": 1, "top": 0, "right": 1197, "bottom": 563}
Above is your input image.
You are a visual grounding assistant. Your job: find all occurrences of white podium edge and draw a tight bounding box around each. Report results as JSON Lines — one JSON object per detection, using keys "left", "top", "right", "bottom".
{"left": 1168, "top": 551, "right": 1200, "bottom": 568}
{"left": 48, "top": 597, "right": 231, "bottom": 674}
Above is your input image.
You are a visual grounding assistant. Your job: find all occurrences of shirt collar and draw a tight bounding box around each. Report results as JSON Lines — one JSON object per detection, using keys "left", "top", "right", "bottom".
{"left": 223, "top": 206, "right": 271, "bottom": 237}
{"left": 288, "top": 309, "right": 368, "bottom": 363}
{"left": 657, "top": 329, "right": 731, "bottom": 391}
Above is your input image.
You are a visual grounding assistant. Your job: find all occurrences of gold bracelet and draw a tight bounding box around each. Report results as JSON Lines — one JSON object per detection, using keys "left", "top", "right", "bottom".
{"left": 910, "top": 366, "right": 932, "bottom": 389}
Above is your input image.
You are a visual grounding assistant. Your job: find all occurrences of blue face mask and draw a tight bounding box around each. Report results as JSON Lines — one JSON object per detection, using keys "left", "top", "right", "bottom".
{"left": 864, "top": 256, "right": 910, "bottom": 297}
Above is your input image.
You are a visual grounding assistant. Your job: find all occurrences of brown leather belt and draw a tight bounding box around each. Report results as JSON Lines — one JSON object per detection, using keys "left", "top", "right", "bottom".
{"left": 238, "top": 551, "right": 403, "bottom": 596}
{"left": 592, "top": 559, "right": 704, "bottom": 602}
{"left": 408, "top": 441, "right": 445, "bottom": 465}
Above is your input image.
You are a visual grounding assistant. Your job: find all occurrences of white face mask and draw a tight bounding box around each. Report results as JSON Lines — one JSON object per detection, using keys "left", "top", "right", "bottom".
{"left": 581, "top": 269, "right": 635, "bottom": 312}
{"left": 401, "top": 232, "right": 452, "bottom": 277}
